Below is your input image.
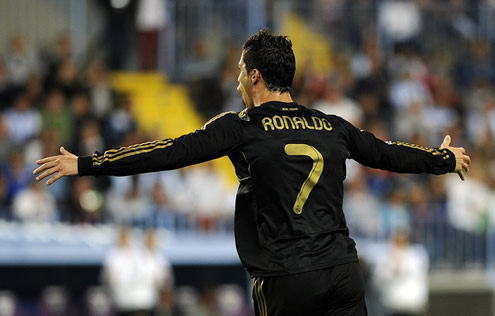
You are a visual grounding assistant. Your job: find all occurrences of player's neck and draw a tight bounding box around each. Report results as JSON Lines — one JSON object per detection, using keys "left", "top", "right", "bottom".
{"left": 253, "top": 89, "right": 293, "bottom": 107}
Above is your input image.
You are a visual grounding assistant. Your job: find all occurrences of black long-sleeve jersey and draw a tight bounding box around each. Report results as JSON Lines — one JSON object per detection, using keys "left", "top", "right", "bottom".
{"left": 79, "top": 101, "right": 455, "bottom": 277}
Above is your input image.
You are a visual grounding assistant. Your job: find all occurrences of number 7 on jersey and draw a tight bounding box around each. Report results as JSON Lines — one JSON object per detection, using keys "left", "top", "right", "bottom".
{"left": 284, "top": 144, "right": 324, "bottom": 214}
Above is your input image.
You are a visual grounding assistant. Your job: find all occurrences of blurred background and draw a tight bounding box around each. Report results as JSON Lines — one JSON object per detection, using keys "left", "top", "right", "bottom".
{"left": 0, "top": 0, "right": 495, "bottom": 315}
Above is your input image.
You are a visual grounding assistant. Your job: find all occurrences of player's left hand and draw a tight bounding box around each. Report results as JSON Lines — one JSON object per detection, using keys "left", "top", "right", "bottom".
{"left": 33, "top": 147, "right": 79, "bottom": 185}
{"left": 440, "top": 135, "right": 471, "bottom": 181}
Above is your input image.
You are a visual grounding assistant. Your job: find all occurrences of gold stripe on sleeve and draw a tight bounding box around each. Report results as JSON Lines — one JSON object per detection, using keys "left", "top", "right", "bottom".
{"left": 388, "top": 141, "right": 446, "bottom": 155}
{"left": 93, "top": 141, "right": 174, "bottom": 166}
{"left": 99, "top": 140, "right": 164, "bottom": 155}
{"left": 200, "top": 111, "right": 237, "bottom": 130}
{"left": 94, "top": 139, "right": 173, "bottom": 163}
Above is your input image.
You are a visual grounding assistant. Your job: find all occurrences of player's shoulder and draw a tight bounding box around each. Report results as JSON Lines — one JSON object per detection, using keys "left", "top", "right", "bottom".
{"left": 200, "top": 111, "right": 246, "bottom": 130}
{"left": 302, "top": 106, "right": 350, "bottom": 125}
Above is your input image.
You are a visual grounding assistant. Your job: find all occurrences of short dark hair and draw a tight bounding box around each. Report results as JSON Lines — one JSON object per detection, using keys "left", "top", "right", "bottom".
{"left": 242, "top": 28, "right": 295, "bottom": 93}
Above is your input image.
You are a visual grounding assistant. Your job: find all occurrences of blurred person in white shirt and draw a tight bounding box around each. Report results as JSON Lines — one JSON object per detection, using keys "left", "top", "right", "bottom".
{"left": 374, "top": 231, "right": 429, "bottom": 316}
{"left": 13, "top": 180, "right": 57, "bottom": 223}
{"left": 3, "top": 34, "right": 42, "bottom": 89}
{"left": 312, "top": 75, "right": 364, "bottom": 127}
{"left": 3, "top": 93, "right": 42, "bottom": 145}
{"left": 344, "top": 170, "right": 383, "bottom": 239}
{"left": 136, "top": 0, "right": 168, "bottom": 70}
{"left": 105, "top": 175, "right": 149, "bottom": 225}
{"left": 378, "top": 0, "right": 421, "bottom": 46}
{"left": 103, "top": 227, "right": 173, "bottom": 316}
{"left": 182, "top": 162, "right": 236, "bottom": 233}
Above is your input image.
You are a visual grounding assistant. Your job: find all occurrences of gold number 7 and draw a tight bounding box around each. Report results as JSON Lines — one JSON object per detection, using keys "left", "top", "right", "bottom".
{"left": 284, "top": 144, "right": 324, "bottom": 214}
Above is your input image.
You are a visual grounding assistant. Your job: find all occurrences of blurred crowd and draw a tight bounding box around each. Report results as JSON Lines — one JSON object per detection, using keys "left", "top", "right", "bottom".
{"left": 0, "top": 0, "right": 495, "bottom": 315}
{"left": 0, "top": 0, "right": 494, "bottom": 261}
{"left": 0, "top": 32, "right": 236, "bottom": 233}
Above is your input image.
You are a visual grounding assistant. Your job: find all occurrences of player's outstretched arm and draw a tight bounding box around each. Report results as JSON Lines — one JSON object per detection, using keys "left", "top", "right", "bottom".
{"left": 33, "top": 147, "right": 78, "bottom": 185}
{"left": 440, "top": 135, "right": 471, "bottom": 181}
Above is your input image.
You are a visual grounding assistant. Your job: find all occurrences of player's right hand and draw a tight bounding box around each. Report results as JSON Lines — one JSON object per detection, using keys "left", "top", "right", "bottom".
{"left": 440, "top": 135, "right": 471, "bottom": 181}
{"left": 33, "top": 147, "right": 79, "bottom": 185}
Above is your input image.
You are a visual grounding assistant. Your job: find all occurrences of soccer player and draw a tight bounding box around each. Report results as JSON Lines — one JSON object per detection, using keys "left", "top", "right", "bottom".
{"left": 34, "top": 29, "right": 470, "bottom": 316}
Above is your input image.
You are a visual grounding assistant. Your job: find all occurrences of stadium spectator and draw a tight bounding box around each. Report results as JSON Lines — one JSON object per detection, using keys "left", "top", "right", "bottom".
{"left": 140, "top": 170, "right": 195, "bottom": 232}
{"left": 39, "top": 285, "right": 71, "bottom": 316}
{"left": 79, "top": 119, "right": 105, "bottom": 157}
{"left": 42, "top": 33, "right": 72, "bottom": 91}
{"left": 378, "top": 0, "right": 421, "bottom": 49}
{"left": 103, "top": 93, "right": 137, "bottom": 148}
{"left": 374, "top": 231, "right": 429, "bottom": 316}
{"left": 181, "top": 162, "right": 235, "bottom": 233}
{"left": 3, "top": 34, "right": 42, "bottom": 91}
{"left": 84, "top": 286, "right": 113, "bottom": 316}
{"left": 146, "top": 176, "right": 179, "bottom": 232}
{"left": 5, "top": 150, "right": 33, "bottom": 203}
{"left": 0, "top": 290, "right": 17, "bottom": 316}
{"left": 12, "top": 180, "right": 57, "bottom": 223}
{"left": 311, "top": 74, "right": 364, "bottom": 126}
{"left": 102, "top": 227, "right": 173, "bottom": 316}
{"left": 66, "top": 177, "right": 103, "bottom": 223}
{"left": 49, "top": 60, "right": 85, "bottom": 99}
{"left": 105, "top": 175, "right": 149, "bottom": 226}
{"left": 40, "top": 89, "right": 72, "bottom": 146}
{"left": 3, "top": 93, "right": 42, "bottom": 145}
{"left": 0, "top": 62, "right": 14, "bottom": 109}
{"left": 136, "top": 0, "right": 168, "bottom": 70}
{"left": 0, "top": 175, "right": 10, "bottom": 220}
{"left": 0, "top": 119, "right": 14, "bottom": 164}
{"left": 344, "top": 172, "right": 382, "bottom": 239}
{"left": 144, "top": 228, "right": 175, "bottom": 313}
{"left": 465, "top": 87, "right": 495, "bottom": 146}
{"left": 69, "top": 92, "right": 98, "bottom": 153}
{"left": 87, "top": 62, "right": 116, "bottom": 120}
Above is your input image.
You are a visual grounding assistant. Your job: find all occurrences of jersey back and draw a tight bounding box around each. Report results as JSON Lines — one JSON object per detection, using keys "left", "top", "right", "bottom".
{"left": 229, "top": 101, "right": 358, "bottom": 276}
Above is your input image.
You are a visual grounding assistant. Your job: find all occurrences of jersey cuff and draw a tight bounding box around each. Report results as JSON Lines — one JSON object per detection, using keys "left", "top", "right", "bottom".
{"left": 78, "top": 156, "right": 94, "bottom": 176}
{"left": 444, "top": 148, "right": 456, "bottom": 173}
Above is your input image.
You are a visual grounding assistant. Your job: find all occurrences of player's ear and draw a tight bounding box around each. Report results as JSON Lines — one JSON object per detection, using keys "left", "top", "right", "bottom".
{"left": 251, "top": 69, "right": 261, "bottom": 84}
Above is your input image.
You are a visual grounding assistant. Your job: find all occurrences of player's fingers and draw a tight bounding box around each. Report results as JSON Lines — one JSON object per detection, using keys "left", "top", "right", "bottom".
{"left": 441, "top": 135, "right": 451, "bottom": 148}
{"left": 46, "top": 171, "right": 64, "bottom": 186}
{"left": 33, "top": 160, "right": 58, "bottom": 176}
{"left": 36, "top": 155, "right": 60, "bottom": 165}
{"left": 35, "top": 166, "right": 59, "bottom": 181}
{"left": 462, "top": 162, "right": 469, "bottom": 173}
{"left": 457, "top": 170, "right": 465, "bottom": 181}
{"left": 464, "top": 155, "right": 471, "bottom": 165}
{"left": 459, "top": 147, "right": 466, "bottom": 155}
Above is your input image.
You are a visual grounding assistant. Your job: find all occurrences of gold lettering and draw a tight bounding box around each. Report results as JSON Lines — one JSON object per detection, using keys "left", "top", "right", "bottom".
{"left": 293, "top": 116, "right": 305, "bottom": 129}
{"left": 262, "top": 115, "right": 333, "bottom": 132}
{"left": 262, "top": 117, "right": 275, "bottom": 131}
{"left": 273, "top": 115, "right": 285, "bottom": 129}
{"left": 282, "top": 116, "right": 296, "bottom": 129}
{"left": 311, "top": 117, "right": 323, "bottom": 130}
{"left": 322, "top": 118, "right": 333, "bottom": 131}
{"left": 303, "top": 117, "right": 315, "bottom": 130}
